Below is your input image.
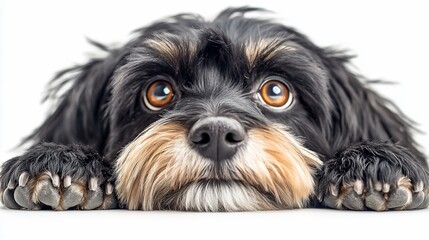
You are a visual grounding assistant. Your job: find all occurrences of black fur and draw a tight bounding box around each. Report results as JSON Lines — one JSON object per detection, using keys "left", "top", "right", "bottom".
{"left": 1, "top": 7, "right": 428, "bottom": 210}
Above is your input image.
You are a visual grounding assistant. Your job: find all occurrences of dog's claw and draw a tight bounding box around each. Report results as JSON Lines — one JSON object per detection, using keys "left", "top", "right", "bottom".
{"left": 52, "top": 174, "right": 60, "bottom": 188}
{"left": 18, "top": 172, "right": 30, "bottom": 187}
{"left": 89, "top": 177, "right": 98, "bottom": 192}
{"left": 329, "top": 184, "right": 338, "bottom": 196}
{"left": 414, "top": 181, "right": 423, "bottom": 192}
{"left": 353, "top": 180, "right": 364, "bottom": 195}
{"left": 7, "top": 180, "right": 16, "bottom": 190}
{"left": 63, "top": 176, "right": 72, "bottom": 188}
{"left": 374, "top": 182, "right": 382, "bottom": 192}
{"left": 106, "top": 183, "right": 113, "bottom": 195}
{"left": 382, "top": 183, "right": 390, "bottom": 193}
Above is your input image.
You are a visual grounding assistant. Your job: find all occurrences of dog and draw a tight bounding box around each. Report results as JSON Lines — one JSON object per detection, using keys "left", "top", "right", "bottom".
{"left": 0, "top": 7, "right": 428, "bottom": 211}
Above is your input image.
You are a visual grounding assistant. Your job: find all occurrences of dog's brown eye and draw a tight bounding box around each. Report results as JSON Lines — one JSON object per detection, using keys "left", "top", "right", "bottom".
{"left": 258, "top": 80, "right": 292, "bottom": 109}
{"left": 144, "top": 80, "right": 174, "bottom": 111}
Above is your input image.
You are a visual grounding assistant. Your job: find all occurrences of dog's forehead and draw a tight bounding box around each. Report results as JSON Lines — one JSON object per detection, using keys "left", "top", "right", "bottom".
{"left": 142, "top": 27, "right": 297, "bottom": 61}
{"left": 144, "top": 31, "right": 297, "bottom": 64}
{"left": 116, "top": 16, "right": 328, "bottom": 101}
{"left": 139, "top": 24, "right": 301, "bottom": 86}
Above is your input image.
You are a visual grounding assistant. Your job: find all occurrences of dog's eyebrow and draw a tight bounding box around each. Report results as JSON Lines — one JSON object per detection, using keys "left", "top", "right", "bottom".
{"left": 245, "top": 38, "right": 297, "bottom": 69}
{"left": 144, "top": 33, "right": 197, "bottom": 65}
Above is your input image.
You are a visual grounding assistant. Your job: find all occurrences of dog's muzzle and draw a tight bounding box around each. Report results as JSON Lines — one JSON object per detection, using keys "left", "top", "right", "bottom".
{"left": 114, "top": 119, "right": 322, "bottom": 211}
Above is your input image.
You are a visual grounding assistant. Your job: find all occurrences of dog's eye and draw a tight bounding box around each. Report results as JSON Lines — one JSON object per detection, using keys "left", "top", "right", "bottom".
{"left": 144, "top": 80, "right": 174, "bottom": 111}
{"left": 258, "top": 80, "right": 292, "bottom": 109}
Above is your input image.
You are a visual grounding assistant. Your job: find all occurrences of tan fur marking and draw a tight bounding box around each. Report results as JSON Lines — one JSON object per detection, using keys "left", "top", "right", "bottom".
{"left": 397, "top": 176, "right": 412, "bottom": 189}
{"left": 237, "top": 125, "right": 322, "bottom": 208}
{"left": 146, "top": 38, "right": 179, "bottom": 62}
{"left": 145, "top": 35, "right": 196, "bottom": 66}
{"left": 245, "top": 39, "right": 297, "bottom": 68}
{"left": 115, "top": 122, "right": 190, "bottom": 210}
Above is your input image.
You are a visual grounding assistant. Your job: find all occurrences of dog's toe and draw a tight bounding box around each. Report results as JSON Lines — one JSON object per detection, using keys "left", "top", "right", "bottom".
{"left": 62, "top": 183, "right": 84, "bottom": 210}
{"left": 365, "top": 190, "right": 385, "bottom": 211}
{"left": 407, "top": 191, "right": 425, "bottom": 209}
{"left": 97, "top": 183, "right": 118, "bottom": 210}
{"left": 416, "top": 194, "right": 429, "bottom": 209}
{"left": 387, "top": 186, "right": 412, "bottom": 209}
{"left": 36, "top": 178, "right": 61, "bottom": 208}
{"left": 83, "top": 186, "right": 104, "bottom": 210}
{"left": 342, "top": 187, "right": 364, "bottom": 210}
{"left": 323, "top": 194, "right": 339, "bottom": 209}
{"left": 14, "top": 186, "right": 38, "bottom": 209}
{"left": 3, "top": 189, "right": 20, "bottom": 209}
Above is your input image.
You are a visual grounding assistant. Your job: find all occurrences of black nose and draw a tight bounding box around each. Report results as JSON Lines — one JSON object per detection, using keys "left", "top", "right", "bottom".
{"left": 189, "top": 116, "right": 246, "bottom": 161}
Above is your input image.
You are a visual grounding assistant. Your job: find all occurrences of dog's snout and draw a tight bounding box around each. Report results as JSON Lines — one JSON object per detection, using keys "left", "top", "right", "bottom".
{"left": 189, "top": 116, "right": 245, "bottom": 161}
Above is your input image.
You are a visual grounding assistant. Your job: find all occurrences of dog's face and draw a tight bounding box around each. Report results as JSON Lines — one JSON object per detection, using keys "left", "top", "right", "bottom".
{"left": 106, "top": 9, "right": 334, "bottom": 211}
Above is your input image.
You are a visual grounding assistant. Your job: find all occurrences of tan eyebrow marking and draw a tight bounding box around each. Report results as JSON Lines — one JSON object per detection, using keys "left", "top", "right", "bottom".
{"left": 245, "top": 38, "right": 297, "bottom": 68}
{"left": 145, "top": 38, "right": 180, "bottom": 62}
{"left": 144, "top": 34, "right": 197, "bottom": 66}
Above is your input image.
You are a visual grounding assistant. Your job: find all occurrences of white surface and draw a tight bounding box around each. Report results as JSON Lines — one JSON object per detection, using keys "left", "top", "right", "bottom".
{"left": 1, "top": 0, "right": 428, "bottom": 239}
{"left": 1, "top": 208, "right": 429, "bottom": 239}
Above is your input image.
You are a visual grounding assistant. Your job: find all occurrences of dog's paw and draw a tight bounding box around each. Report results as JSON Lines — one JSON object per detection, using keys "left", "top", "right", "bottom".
{"left": 322, "top": 177, "right": 428, "bottom": 210}
{"left": 0, "top": 143, "right": 118, "bottom": 210}
{"left": 318, "top": 142, "right": 429, "bottom": 211}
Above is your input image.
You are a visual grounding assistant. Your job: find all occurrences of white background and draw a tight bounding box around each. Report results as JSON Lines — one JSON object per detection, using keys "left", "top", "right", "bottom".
{"left": 0, "top": 0, "right": 428, "bottom": 239}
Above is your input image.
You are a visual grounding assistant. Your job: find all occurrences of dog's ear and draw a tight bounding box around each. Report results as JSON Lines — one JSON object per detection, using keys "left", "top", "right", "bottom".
{"left": 24, "top": 41, "right": 127, "bottom": 152}
{"left": 320, "top": 49, "right": 425, "bottom": 161}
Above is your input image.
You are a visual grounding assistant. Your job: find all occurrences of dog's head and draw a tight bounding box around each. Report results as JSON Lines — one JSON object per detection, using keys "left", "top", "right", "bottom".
{"left": 111, "top": 8, "right": 330, "bottom": 211}
{"left": 32, "top": 7, "right": 376, "bottom": 211}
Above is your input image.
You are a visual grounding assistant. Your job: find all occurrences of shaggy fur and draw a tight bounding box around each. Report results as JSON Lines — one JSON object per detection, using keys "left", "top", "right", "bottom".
{"left": 1, "top": 7, "right": 428, "bottom": 211}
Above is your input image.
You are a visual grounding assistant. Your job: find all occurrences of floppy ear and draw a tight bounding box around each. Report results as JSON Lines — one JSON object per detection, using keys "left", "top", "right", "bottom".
{"left": 320, "top": 49, "right": 426, "bottom": 163}
{"left": 24, "top": 41, "right": 128, "bottom": 152}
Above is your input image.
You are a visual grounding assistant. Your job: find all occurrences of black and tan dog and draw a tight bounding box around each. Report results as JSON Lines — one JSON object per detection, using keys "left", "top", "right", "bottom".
{"left": 1, "top": 7, "right": 428, "bottom": 211}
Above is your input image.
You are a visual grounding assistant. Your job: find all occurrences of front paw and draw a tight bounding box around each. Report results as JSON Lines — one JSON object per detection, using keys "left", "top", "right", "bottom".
{"left": 0, "top": 143, "right": 118, "bottom": 210}
{"left": 318, "top": 142, "right": 429, "bottom": 211}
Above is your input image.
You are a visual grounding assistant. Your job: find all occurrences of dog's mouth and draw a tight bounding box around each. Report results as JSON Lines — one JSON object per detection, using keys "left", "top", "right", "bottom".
{"left": 160, "top": 178, "right": 278, "bottom": 211}
{"left": 170, "top": 178, "right": 275, "bottom": 198}
{"left": 115, "top": 121, "right": 321, "bottom": 211}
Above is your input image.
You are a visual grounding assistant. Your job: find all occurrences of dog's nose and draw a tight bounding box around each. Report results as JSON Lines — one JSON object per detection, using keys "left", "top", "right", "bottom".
{"left": 189, "top": 116, "right": 246, "bottom": 161}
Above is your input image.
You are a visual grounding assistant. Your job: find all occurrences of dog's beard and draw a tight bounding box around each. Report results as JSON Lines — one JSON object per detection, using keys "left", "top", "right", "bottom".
{"left": 115, "top": 121, "right": 322, "bottom": 211}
